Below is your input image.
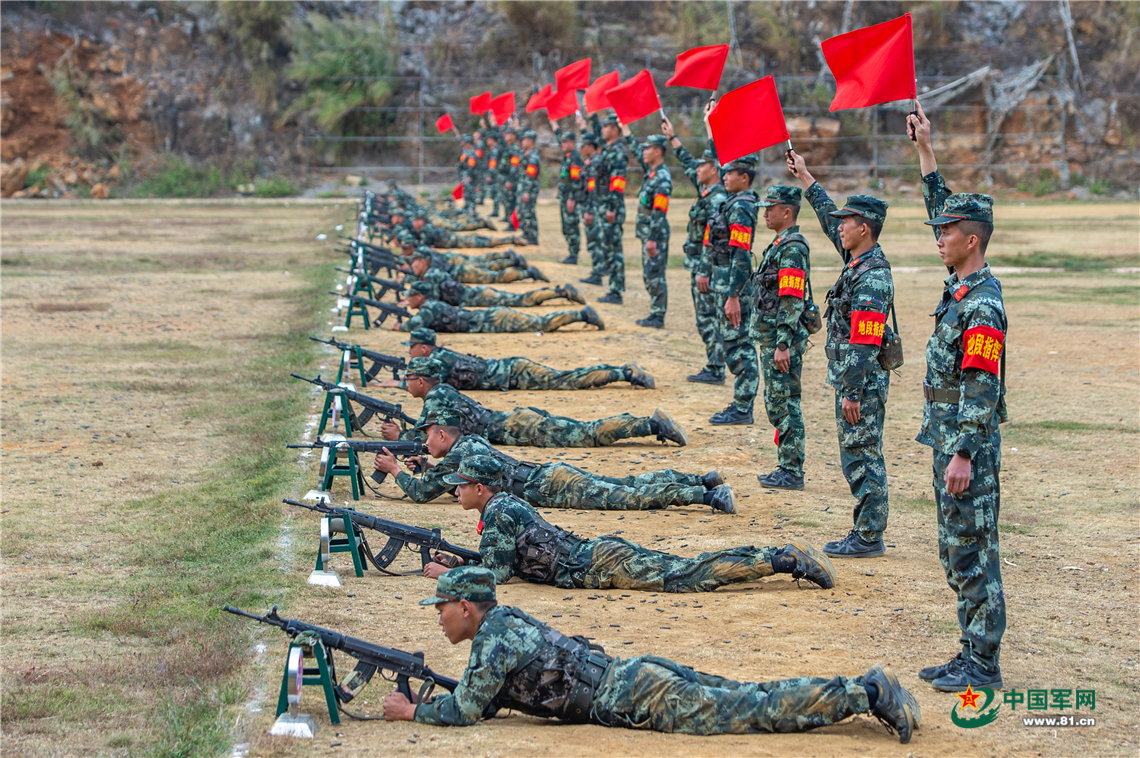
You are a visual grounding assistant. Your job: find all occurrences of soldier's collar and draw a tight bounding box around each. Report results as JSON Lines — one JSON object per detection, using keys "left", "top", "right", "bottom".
{"left": 771, "top": 225, "right": 800, "bottom": 246}
{"left": 946, "top": 263, "right": 993, "bottom": 301}
{"left": 846, "top": 243, "right": 884, "bottom": 269}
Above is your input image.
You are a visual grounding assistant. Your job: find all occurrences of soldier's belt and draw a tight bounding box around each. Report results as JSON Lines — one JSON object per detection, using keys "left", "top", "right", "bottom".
{"left": 637, "top": 205, "right": 652, "bottom": 215}
{"left": 923, "top": 381, "right": 960, "bottom": 405}
{"left": 824, "top": 346, "right": 843, "bottom": 361}
{"left": 508, "top": 462, "right": 539, "bottom": 497}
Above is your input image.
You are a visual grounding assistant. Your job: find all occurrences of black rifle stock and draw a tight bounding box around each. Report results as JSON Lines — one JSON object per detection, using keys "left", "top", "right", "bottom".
{"left": 223, "top": 606, "right": 458, "bottom": 702}
{"left": 308, "top": 337, "right": 406, "bottom": 381}
{"left": 289, "top": 374, "right": 416, "bottom": 430}
{"left": 287, "top": 438, "right": 425, "bottom": 483}
{"left": 283, "top": 498, "right": 481, "bottom": 570}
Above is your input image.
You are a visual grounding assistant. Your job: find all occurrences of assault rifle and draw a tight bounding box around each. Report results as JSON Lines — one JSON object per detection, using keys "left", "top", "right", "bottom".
{"left": 335, "top": 268, "right": 403, "bottom": 300}
{"left": 223, "top": 606, "right": 458, "bottom": 703}
{"left": 309, "top": 336, "right": 406, "bottom": 381}
{"left": 284, "top": 498, "right": 480, "bottom": 570}
{"left": 287, "top": 438, "right": 425, "bottom": 483}
{"left": 329, "top": 292, "right": 411, "bottom": 327}
{"left": 289, "top": 374, "right": 416, "bottom": 431}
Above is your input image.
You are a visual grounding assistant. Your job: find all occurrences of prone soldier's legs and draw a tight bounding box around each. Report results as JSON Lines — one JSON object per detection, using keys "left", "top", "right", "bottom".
{"left": 451, "top": 264, "right": 531, "bottom": 284}
{"left": 523, "top": 463, "right": 706, "bottom": 511}
{"left": 480, "top": 307, "right": 585, "bottom": 333}
{"left": 759, "top": 345, "right": 806, "bottom": 477}
{"left": 592, "top": 468, "right": 704, "bottom": 488}
{"left": 487, "top": 408, "right": 653, "bottom": 447}
{"left": 834, "top": 387, "right": 890, "bottom": 543}
{"left": 460, "top": 287, "right": 563, "bottom": 308}
{"left": 560, "top": 202, "right": 581, "bottom": 261}
{"left": 579, "top": 537, "right": 777, "bottom": 592}
{"left": 448, "top": 233, "right": 494, "bottom": 248}
{"left": 641, "top": 239, "right": 669, "bottom": 321}
{"left": 691, "top": 271, "right": 726, "bottom": 379}
{"left": 507, "top": 358, "right": 626, "bottom": 390}
{"left": 935, "top": 442, "right": 1005, "bottom": 673}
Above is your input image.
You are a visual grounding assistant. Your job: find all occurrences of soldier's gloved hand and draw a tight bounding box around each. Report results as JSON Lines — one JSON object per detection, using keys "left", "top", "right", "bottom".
{"left": 696, "top": 275, "right": 710, "bottom": 293}
{"left": 725, "top": 295, "right": 742, "bottom": 327}
{"left": 645, "top": 240, "right": 658, "bottom": 257}
{"left": 566, "top": 199, "right": 576, "bottom": 213}
{"left": 605, "top": 210, "right": 616, "bottom": 223}
{"left": 380, "top": 421, "right": 401, "bottom": 441}
{"left": 945, "top": 453, "right": 972, "bottom": 496}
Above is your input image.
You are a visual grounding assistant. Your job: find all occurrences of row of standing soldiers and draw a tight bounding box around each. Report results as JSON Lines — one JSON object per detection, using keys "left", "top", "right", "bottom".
{"left": 457, "top": 123, "right": 541, "bottom": 246}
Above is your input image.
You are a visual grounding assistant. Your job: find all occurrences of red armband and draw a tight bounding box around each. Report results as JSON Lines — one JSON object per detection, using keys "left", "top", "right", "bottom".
{"left": 652, "top": 193, "right": 669, "bottom": 212}
{"left": 778, "top": 268, "right": 805, "bottom": 298}
{"left": 962, "top": 325, "right": 1004, "bottom": 374}
{"left": 849, "top": 310, "right": 886, "bottom": 345}
{"left": 702, "top": 225, "right": 710, "bottom": 245}
{"left": 525, "top": 164, "right": 538, "bottom": 178}
{"left": 510, "top": 156, "right": 520, "bottom": 166}
{"left": 570, "top": 165, "right": 581, "bottom": 179}
{"left": 587, "top": 177, "right": 596, "bottom": 192}
{"left": 475, "top": 149, "right": 483, "bottom": 158}
{"left": 609, "top": 176, "right": 626, "bottom": 193}
{"left": 728, "top": 223, "right": 752, "bottom": 249}
{"left": 488, "top": 158, "right": 497, "bottom": 169}
{"left": 466, "top": 157, "right": 476, "bottom": 167}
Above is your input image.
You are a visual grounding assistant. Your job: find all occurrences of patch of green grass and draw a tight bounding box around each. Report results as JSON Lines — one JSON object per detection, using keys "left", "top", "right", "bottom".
{"left": 927, "top": 619, "right": 959, "bottom": 636}
{"left": 317, "top": 190, "right": 348, "bottom": 198}
{"left": 254, "top": 176, "right": 299, "bottom": 198}
{"left": 1011, "top": 419, "right": 1140, "bottom": 435}
{"left": 1017, "top": 169, "right": 1060, "bottom": 197}
{"left": 128, "top": 156, "right": 270, "bottom": 199}
{"left": 987, "top": 251, "right": 1139, "bottom": 270}
{"left": 0, "top": 684, "right": 104, "bottom": 722}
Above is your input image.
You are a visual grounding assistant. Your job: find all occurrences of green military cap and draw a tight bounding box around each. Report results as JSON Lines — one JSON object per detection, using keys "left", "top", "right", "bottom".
{"left": 924, "top": 193, "right": 994, "bottom": 226}
{"left": 411, "top": 245, "right": 435, "bottom": 260}
{"left": 460, "top": 133, "right": 473, "bottom": 143}
{"left": 559, "top": 130, "right": 576, "bottom": 142}
{"left": 414, "top": 409, "right": 465, "bottom": 431}
{"left": 828, "top": 194, "right": 889, "bottom": 223}
{"left": 644, "top": 134, "right": 669, "bottom": 151}
{"left": 521, "top": 129, "right": 537, "bottom": 141}
{"left": 601, "top": 114, "right": 620, "bottom": 126}
{"left": 389, "top": 206, "right": 407, "bottom": 216}
{"left": 395, "top": 228, "right": 417, "bottom": 246}
{"left": 485, "top": 128, "right": 501, "bottom": 140}
{"left": 757, "top": 185, "right": 803, "bottom": 207}
{"left": 411, "top": 207, "right": 429, "bottom": 219}
{"left": 401, "top": 327, "right": 438, "bottom": 346}
{"left": 404, "top": 355, "right": 445, "bottom": 379}
{"left": 723, "top": 154, "right": 758, "bottom": 173}
{"left": 442, "top": 454, "right": 503, "bottom": 486}
{"left": 502, "top": 126, "right": 517, "bottom": 135}
{"left": 580, "top": 131, "right": 598, "bottom": 146}
{"left": 419, "top": 565, "right": 497, "bottom": 605}
{"left": 694, "top": 148, "right": 718, "bottom": 165}
{"left": 406, "top": 280, "right": 435, "bottom": 297}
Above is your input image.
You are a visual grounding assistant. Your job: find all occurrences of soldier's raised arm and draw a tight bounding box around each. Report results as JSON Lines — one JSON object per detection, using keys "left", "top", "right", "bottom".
{"left": 908, "top": 101, "right": 953, "bottom": 241}
{"left": 787, "top": 149, "right": 846, "bottom": 261}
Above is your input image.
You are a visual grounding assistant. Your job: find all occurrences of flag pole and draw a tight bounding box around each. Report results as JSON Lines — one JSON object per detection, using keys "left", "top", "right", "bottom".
{"left": 786, "top": 139, "right": 797, "bottom": 176}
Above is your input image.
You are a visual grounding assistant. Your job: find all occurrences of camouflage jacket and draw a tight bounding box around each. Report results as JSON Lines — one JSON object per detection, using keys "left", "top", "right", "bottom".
{"left": 400, "top": 382, "right": 492, "bottom": 442}
{"left": 595, "top": 136, "right": 629, "bottom": 214}
{"left": 703, "top": 189, "right": 760, "bottom": 294}
{"left": 749, "top": 225, "right": 811, "bottom": 349}
{"left": 917, "top": 170, "right": 1007, "bottom": 458}
{"left": 413, "top": 222, "right": 453, "bottom": 249}
{"left": 580, "top": 153, "right": 603, "bottom": 214}
{"left": 501, "top": 143, "right": 521, "bottom": 184}
{"left": 805, "top": 182, "right": 894, "bottom": 398}
{"left": 473, "top": 140, "right": 487, "bottom": 177}
{"left": 518, "top": 148, "right": 542, "bottom": 195}
{"left": 673, "top": 139, "right": 727, "bottom": 265}
{"left": 394, "top": 433, "right": 497, "bottom": 503}
{"left": 485, "top": 142, "right": 502, "bottom": 178}
{"left": 557, "top": 148, "right": 585, "bottom": 204}
{"left": 458, "top": 147, "right": 476, "bottom": 181}
{"left": 477, "top": 493, "right": 590, "bottom": 587}
{"left": 624, "top": 135, "right": 672, "bottom": 243}
{"left": 398, "top": 299, "right": 475, "bottom": 334}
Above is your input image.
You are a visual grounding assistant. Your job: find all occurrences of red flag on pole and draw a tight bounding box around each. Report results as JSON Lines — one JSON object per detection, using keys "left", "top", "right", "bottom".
{"left": 666, "top": 44, "right": 730, "bottom": 90}
{"left": 605, "top": 70, "right": 661, "bottom": 124}
{"left": 469, "top": 91, "right": 492, "bottom": 114}
{"left": 555, "top": 58, "right": 592, "bottom": 91}
{"left": 490, "top": 92, "right": 516, "bottom": 123}
{"left": 545, "top": 88, "right": 579, "bottom": 120}
{"left": 452, "top": 183, "right": 463, "bottom": 201}
{"left": 525, "top": 84, "right": 554, "bottom": 113}
{"left": 510, "top": 208, "right": 519, "bottom": 230}
{"left": 435, "top": 113, "right": 454, "bottom": 133}
{"left": 821, "top": 13, "right": 916, "bottom": 111}
{"left": 708, "top": 76, "right": 790, "bottom": 164}
{"left": 584, "top": 71, "right": 620, "bottom": 114}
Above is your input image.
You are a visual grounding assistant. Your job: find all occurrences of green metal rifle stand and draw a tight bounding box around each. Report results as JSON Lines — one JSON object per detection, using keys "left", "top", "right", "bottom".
{"left": 275, "top": 641, "right": 339, "bottom": 728}
{"left": 319, "top": 441, "right": 365, "bottom": 501}
{"left": 349, "top": 269, "right": 376, "bottom": 300}
{"left": 316, "top": 390, "right": 353, "bottom": 437}
{"left": 315, "top": 512, "right": 367, "bottom": 579}
{"left": 343, "top": 295, "right": 370, "bottom": 330}
{"left": 333, "top": 347, "right": 368, "bottom": 386}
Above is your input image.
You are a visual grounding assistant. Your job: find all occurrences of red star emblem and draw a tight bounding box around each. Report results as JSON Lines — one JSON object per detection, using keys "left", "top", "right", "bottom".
{"left": 957, "top": 684, "right": 982, "bottom": 710}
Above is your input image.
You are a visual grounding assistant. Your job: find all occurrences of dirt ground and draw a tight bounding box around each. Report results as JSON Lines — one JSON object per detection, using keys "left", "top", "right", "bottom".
{"left": 2, "top": 194, "right": 1138, "bottom": 758}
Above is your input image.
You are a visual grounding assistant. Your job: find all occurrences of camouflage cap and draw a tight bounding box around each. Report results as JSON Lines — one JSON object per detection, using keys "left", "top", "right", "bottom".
{"left": 411, "top": 245, "right": 435, "bottom": 260}
{"left": 401, "top": 327, "right": 438, "bottom": 346}
{"left": 502, "top": 126, "right": 517, "bottom": 136}
{"left": 601, "top": 114, "right": 620, "bottom": 126}
{"left": 828, "top": 194, "right": 889, "bottom": 223}
{"left": 411, "top": 207, "right": 429, "bottom": 219}
{"left": 559, "top": 130, "right": 577, "bottom": 143}
{"left": 520, "top": 129, "right": 537, "bottom": 141}
{"left": 460, "top": 133, "right": 473, "bottom": 143}
{"left": 442, "top": 454, "right": 503, "bottom": 486}
{"left": 406, "top": 280, "right": 435, "bottom": 297}
{"left": 723, "top": 154, "right": 759, "bottom": 174}
{"left": 757, "top": 185, "right": 803, "bottom": 207}
{"left": 580, "top": 131, "right": 599, "bottom": 146}
{"left": 414, "top": 409, "right": 465, "bottom": 431}
{"left": 389, "top": 206, "right": 407, "bottom": 216}
{"left": 404, "top": 355, "right": 445, "bottom": 379}
{"left": 693, "top": 148, "right": 718, "bottom": 165}
{"left": 419, "top": 565, "right": 497, "bottom": 605}
{"left": 395, "top": 228, "right": 417, "bottom": 246}
{"left": 484, "top": 128, "right": 500, "bottom": 141}
{"left": 924, "top": 193, "right": 994, "bottom": 226}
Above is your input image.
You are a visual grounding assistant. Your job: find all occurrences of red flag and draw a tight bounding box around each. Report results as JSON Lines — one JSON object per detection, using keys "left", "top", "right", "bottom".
{"left": 605, "top": 70, "right": 661, "bottom": 124}
{"left": 822, "top": 13, "right": 916, "bottom": 111}
{"left": 555, "top": 58, "right": 592, "bottom": 91}
{"left": 666, "top": 44, "right": 730, "bottom": 90}
{"left": 545, "top": 88, "right": 579, "bottom": 121}
{"left": 469, "top": 91, "right": 492, "bottom": 114}
{"left": 435, "top": 113, "right": 454, "bottom": 133}
{"left": 708, "top": 76, "right": 790, "bottom": 163}
{"left": 525, "top": 84, "right": 554, "bottom": 113}
{"left": 584, "top": 71, "right": 620, "bottom": 114}
{"left": 510, "top": 208, "right": 519, "bottom": 230}
{"left": 490, "top": 92, "right": 516, "bottom": 123}
{"left": 452, "top": 183, "right": 463, "bottom": 201}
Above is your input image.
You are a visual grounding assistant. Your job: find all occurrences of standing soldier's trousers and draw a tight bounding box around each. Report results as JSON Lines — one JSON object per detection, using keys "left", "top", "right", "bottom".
{"left": 561, "top": 201, "right": 581, "bottom": 261}
{"left": 521, "top": 465, "right": 706, "bottom": 511}
{"left": 691, "top": 270, "right": 725, "bottom": 379}
{"left": 460, "top": 286, "right": 570, "bottom": 308}
{"left": 501, "top": 181, "right": 517, "bottom": 220}
{"left": 600, "top": 209, "right": 626, "bottom": 295}
{"left": 517, "top": 191, "right": 539, "bottom": 244}
{"left": 935, "top": 440, "right": 1005, "bottom": 671}
{"left": 641, "top": 239, "right": 669, "bottom": 320}
{"left": 835, "top": 387, "right": 889, "bottom": 542}
{"left": 759, "top": 345, "right": 806, "bottom": 477}
{"left": 592, "top": 657, "right": 871, "bottom": 734}
{"left": 470, "top": 307, "right": 589, "bottom": 333}
{"left": 482, "top": 359, "right": 630, "bottom": 391}
{"left": 487, "top": 176, "right": 500, "bottom": 216}
{"left": 451, "top": 264, "right": 534, "bottom": 284}
{"left": 585, "top": 214, "right": 607, "bottom": 280}
{"left": 712, "top": 268, "right": 759, "bottom": 414}
{"left": 487, "top": 409, "right": 654, "bottom": 447}
{"left": 579, "top": 538, "right": 777, "bottom": 592}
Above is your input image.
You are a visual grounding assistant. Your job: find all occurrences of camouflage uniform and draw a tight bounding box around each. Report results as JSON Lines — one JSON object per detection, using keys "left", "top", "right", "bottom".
{"left": 413, "top": 220, "right": 498, "bottom": 250}
{"left": 405, "top": 243, "right": 534, "bottom": 285}
{"left": 398, "top": 300, "right": 597, "bottom": 335}
{"left": 516, "top": 133, "right": 541, "bottom": 245}
{"left": 428, "top": 346, "right": 641, "bottom": 392}
{"left": 472, "top": 137, "right": 487, "bottom": 206}
{"left": 414, "top": 570, "right": 885, "bottom": 736}
{"left": 626, "top": 133, "right": 673, "bottom": 322}
{"left": 674, "top": 139, "right": 728, "bottom": 379}
{"left": 484, "top": 134, "right": 503, "bottom": 216}
{"left": 593, "top": 115, "right": 629, "bottom": 298}
{"left": 393, "top": 432, "right": 707, "bottom": 510}
{"left": 704, "top": 162, "right": 760, "bottom": 415}
{"left": 557, "top": 132, "right": 585, "bottom": 261}
{"left": 499, "top": 134, "right": 520, "bottom": 223}
{"left": 749, "top": 186, "right": 812, "bottom": 478}
{"left": 458, "top": 138, "right": 477, "bottom": 204}
{"left": 919, "top": 175, "right": 1007, "bottom": 674}
{"left": 411, "top": 269, "right": 574, "bottom": 308}
{"left": 804, "top": 187, "right": 894, "bottom": 545}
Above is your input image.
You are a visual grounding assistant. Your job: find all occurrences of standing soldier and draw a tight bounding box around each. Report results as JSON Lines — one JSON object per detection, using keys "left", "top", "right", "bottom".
{"left": 500, "top": 127, "right": 521, "bottom": 229}
{"left": 788, "top": 150, "right": 894, "bottom": 560}
{"left": 577, "top": 132, "right": 609, "bottom": 284}
{"left": 623, "top": 127, "right": 673, "bottom": 329}
{"left": 593, "top": 114, "right": 629, "bottom": 305}
{"left": 909, "top": 103, "right": 1007, "bottom": 691}
{"left": 458, "top": 134, "right": 477, "bottom": 209}
{"left": 750, "top": 186, "right": 812, "bottom": 490}
{"left": 556, "top": 130, "right": 585, "bottom": 265}
{"left": 703, "top": 152, "right": 761, "bottom": 426}
{"left": 662, "top": 114, "right": 727, "bottom": 383}
{"left": 516, "top": 129, "right": 541, "bottom": 245}
{"left": 484, "top": 129, "right": 502, "bottom": 218}
{"left": 471, "top": 129, "right": 487, "bottom": 209}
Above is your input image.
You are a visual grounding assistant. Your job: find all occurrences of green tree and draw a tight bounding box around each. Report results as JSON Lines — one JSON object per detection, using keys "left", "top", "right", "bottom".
{"left": 218, "top": 0, "right": 293, "bottom": 112}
